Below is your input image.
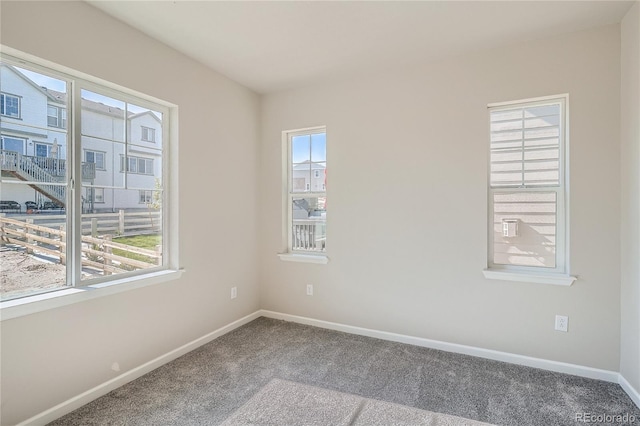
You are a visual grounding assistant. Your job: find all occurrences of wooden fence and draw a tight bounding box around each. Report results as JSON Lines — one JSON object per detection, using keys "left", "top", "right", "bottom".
{"left": 0, "top": 216, "right": 160, "bottom": 276}
{"left": 0, "top": 210, "right": 161, "bottom": 237}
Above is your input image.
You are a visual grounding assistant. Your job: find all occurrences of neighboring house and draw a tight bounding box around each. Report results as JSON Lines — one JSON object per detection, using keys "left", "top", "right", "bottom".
{"left": 0, "top": 64, "right": 161, "bottom": 212}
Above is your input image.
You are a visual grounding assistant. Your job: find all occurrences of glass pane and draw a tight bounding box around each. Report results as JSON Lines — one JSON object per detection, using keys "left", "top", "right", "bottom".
{"left": 311, "top": 133, "right": 326, "bottom": 162}
{"left": 291, "top": 135, "right": 310, "bottom": 164}
{"left": 0, "top": 65, "right": 69, "bottom": 300}
{"left": 81, "top": 92, "right": 163, "bottom": 282}
{"left": 492, "top": 192, "right": 557, "bottom": 268}
{"left": 291, "top": 167, "right": 310, "bottom": 193}
{"left": 310, "top": 162, "right": 326, "bottom": 192}
{"left": 291, "top": 196, "right": 326, "bottom": 252}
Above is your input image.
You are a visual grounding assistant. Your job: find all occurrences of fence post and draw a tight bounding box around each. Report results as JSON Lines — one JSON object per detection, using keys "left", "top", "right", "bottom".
{"left": 119, "top": 210, "right": 125, "bottom": 235}
{"left": 104, "top": 235, "right": 112, "bottom": 275}
{"left": 26, "top": 218, "right": 34, "bottom": 254}
{"left": 155, "top": 244, "right": 162, "bottom": 266}
{"left": 91, "top": 218, "right": 98, "bottom": 238}
{"left": 59, "top": 224, "right": 65, "bottom": 265}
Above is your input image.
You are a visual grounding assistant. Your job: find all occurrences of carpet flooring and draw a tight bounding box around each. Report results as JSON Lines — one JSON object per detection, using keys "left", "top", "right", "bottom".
{"left": 221, "top": 378, "right": 492, "bottom": 425}
{"left": 50, "top": 317, "right": 640, "bottom": 426}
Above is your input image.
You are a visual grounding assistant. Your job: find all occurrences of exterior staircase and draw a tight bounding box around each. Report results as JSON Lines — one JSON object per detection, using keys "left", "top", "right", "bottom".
{"left": 0, "top": 150, "right": 95, "bottom": 207}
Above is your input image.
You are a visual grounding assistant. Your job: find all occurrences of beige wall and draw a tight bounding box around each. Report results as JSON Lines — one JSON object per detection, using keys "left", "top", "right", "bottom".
{"left": 621, "top": 1, "right": 640, "bottom": 393}
{"left": 260, "top": 25, "right": 622, "bottom": 370}
{"left": 0, "top": 2, "right": 260, "bottom": 425}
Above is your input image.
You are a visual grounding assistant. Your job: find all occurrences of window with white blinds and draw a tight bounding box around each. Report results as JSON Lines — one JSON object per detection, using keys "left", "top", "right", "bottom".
{"left": 488, "top": 96, "right": 568, "bottom": 274}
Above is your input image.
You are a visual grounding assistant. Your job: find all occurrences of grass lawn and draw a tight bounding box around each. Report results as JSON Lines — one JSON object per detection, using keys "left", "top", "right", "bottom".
{"left": 112, "top": 234, "right": 161, "bottom": 264}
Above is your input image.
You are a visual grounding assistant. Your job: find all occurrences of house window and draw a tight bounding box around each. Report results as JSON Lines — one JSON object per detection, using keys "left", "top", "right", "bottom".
{"left": 139, "top": 190, "right": 154, "bottom": 204}
{"left": 283, "top": 127, "right": 327, "bottom": 256}
{"left": 0, "top": 53, "right": 178, "bottom": 307}
{"left": 120, "top": 155, "right": 154, "bottom": 175}
{"left": 86, "top": 187, "right": 105, "bottom": 203}
{"left": 47, "top": 105, "right": 66, "bottom": 128}
{"left": 1, "top": 135, "right": 26, "bottom": 154}
{"left": 85, "top": 150, "right": 105, "bottom": 170}
{"left": 486, "top": 95, "right": 571, "bottom": 281}
{"left": 0, "top": 93, "right": 20, "bottom": 118}
{"left": 141, "top": 126, "right": 155, "bottom": 142}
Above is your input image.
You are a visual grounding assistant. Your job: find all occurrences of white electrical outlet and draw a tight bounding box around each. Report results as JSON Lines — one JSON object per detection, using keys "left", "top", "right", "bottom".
{"left": 555, "top": 315, "right": 568, "bottom": 332}
{"left": 306, "top": 284, "right": 313, "bottom": 296}
{"left": 231, "top": 287, "right": 237, "bottom": 299}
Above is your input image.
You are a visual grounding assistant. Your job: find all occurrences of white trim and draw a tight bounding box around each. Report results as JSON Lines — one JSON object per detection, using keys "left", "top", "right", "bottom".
{"left": 259, "top": 310, "right": 618, "bottom": 382}
{"left": 277, "top": 253, "right": 329, "bottom": 264}
{"left": 17, "top": 310, "right": 262, "bottom": 426}
{"left": 1, "top": 269, "right": 185, "bottom": 321}
{"left": 482, "top": 269, "right": 576, "bottom": 286}
{"left": 619, "top": 375, "right": 640, "bottom": 409}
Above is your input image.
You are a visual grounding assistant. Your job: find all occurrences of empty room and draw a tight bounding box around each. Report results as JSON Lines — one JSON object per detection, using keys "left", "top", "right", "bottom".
{"left": 1, "top": 0, "right": 639, "bottom": 425}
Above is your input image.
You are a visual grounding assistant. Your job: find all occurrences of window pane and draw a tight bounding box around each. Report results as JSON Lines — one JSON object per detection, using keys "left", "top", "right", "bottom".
{"left": 292, "top": 135, "right": 310, "bottom": 164}
{"left": 311, "top": 162, "right": 326, "bottom": 192}
{"left": 492, "top": 191, "right": 557, "bottom": 268}
{"left": 490, "top": 102, "right": 561, "bottom": 188}
{"left": 311, "top": 133, "right": 326, "bottom": 162}
{"left": 80, "top": 91, "right": 163, "bottom": 282}
{"left": 291, "top": 167, "right": 311, "bottom": 193}
{"left": 0, "top": 66, "right": 69, "bottom": 300}
{"left": 291, "top": 196, "right": 326, "bottom": 252}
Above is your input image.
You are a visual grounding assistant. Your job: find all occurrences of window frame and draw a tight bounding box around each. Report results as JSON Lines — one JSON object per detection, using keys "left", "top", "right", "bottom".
{"left": 0, "top": 92, "right": 21, "bottom": 118}
{"left": 0, "top": 48, "right": 181, "bottom": 320}
{"left": 279, "top": 126, "right": 328, "bottom": 264}
{"left": 484, "top": 94, "right": 575, "bottom": 285}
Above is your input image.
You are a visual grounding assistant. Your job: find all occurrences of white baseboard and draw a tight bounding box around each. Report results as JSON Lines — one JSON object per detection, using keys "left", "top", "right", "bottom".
{"left": 19, "top": 310, "right": 262, "bottom": 426}
{"left": 619, "top": 375, "right": 640, "bottom": 409}
{"left": 259, "top": 310, "right": 620, "bottom": 383}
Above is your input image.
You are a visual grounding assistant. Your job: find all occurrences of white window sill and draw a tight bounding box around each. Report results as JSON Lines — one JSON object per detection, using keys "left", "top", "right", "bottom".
{"left": 483, "top": 269, "right": 576, "bottom": 286}
{"left": 278, "top": 253, "right": 329, "bottom": 264}
{"left": 0, "top": 269, "right": 185, "bottom": 321}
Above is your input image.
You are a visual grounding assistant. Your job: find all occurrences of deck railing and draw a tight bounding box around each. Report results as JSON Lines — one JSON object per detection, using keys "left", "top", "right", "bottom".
{"left": 292, "top": 218, "right": 326, "bottom": 252}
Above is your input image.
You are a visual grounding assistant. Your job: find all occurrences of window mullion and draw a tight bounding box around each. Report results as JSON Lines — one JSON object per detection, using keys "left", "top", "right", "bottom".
{"left": 70, "top": 80, "right": 83, "bottom": 286}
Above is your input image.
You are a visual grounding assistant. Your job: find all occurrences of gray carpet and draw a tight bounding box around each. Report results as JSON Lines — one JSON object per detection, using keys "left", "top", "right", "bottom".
{"left": 50, "top": 317, "right": 640, "bottom": 426}
{"left": 221, "top": 378, "right": 492, "bottom": 426}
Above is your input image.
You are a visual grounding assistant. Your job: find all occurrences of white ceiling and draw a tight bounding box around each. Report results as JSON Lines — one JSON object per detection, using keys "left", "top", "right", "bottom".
{"left": 88, "top": 1, "right": 634, "bottom": 94}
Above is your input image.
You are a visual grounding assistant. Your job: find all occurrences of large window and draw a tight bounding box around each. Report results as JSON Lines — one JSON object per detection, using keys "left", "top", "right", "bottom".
{"left": 0, "top": 92, "right": 20, "bottom": 118}
{"left": 486, "top": 95, "right": 572, "bottom": 282}
{"left": 0, "top": 52, "right": 177, "bottom": 305}
{"left": 283, "top": 127, "right": 327, "bottom": 258}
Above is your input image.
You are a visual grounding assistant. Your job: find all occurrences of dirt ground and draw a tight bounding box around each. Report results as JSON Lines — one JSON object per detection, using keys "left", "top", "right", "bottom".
{"left": 0, "top": 247, "right": 67, "bottom": 299}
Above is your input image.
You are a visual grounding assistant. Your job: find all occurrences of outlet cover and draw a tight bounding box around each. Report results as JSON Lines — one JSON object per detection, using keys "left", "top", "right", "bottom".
{"left": 306, "top": 284, "right": 313, "bottom": 296}
{"left": 555, "top": 315, "right": 568, "bottom": 332}
{"left": 231, "top": 287, "right": 237, "bottom": 299}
